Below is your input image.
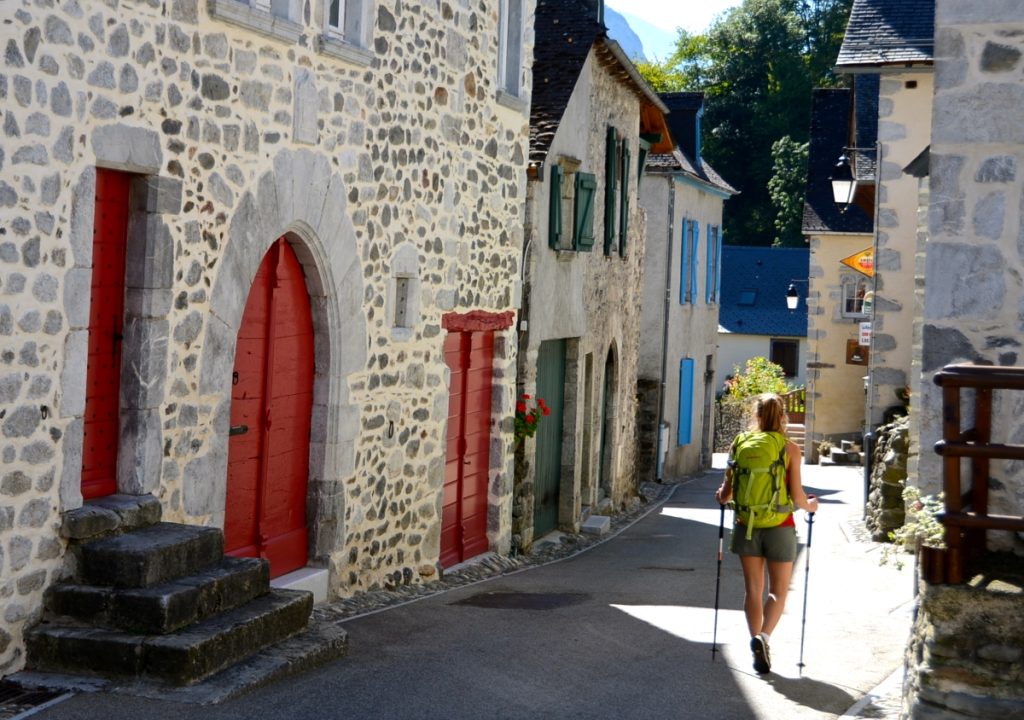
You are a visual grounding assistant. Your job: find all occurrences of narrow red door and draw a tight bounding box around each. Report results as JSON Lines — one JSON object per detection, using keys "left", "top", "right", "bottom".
{"left": 81, "top": 169, "right": 131, "bottom": 499}
{"left": 225, "top": 238, "right": 314, "bottom": 578}
{"left": 441, "top": 329, "right": 494, "bottom": 567}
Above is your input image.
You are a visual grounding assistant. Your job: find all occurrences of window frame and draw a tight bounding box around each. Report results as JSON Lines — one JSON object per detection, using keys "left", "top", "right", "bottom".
{"left": 841, "top": 275, "right": 870, "bottom": 319}
{"left": 498, "top": 0, "right": 525, "bottom": 99}
{"left": 319, "top": 0, "right": 375, "bottom": 62}
{"left": 770, "top": 339, "right": 799, "bottom": 378}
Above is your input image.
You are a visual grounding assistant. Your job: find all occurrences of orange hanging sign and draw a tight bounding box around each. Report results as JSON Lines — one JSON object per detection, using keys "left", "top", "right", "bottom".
{"left": 840, "top": 247, "right": 874, "bottom": 277}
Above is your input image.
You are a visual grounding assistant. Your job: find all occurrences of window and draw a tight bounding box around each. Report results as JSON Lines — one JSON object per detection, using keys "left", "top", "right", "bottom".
{"left": 770, "top": 339, "right": 799, "bottom": 378}
{"left": 326, "top": 0, "right": 366, "bottom": 43}
{"left": 679, "top": 220, "right": 701, "bottom": 304}
{"left": 498, "top": 0, "right": 524, "bottom": 97}
{"left": 841, "top": 275, "right": 869, "bottom": 318}
{"left": 209, "top": 0, "right": 303, "bottom": 44}
{"left": 548, "top": 160, "right": 593, "bottom": 252}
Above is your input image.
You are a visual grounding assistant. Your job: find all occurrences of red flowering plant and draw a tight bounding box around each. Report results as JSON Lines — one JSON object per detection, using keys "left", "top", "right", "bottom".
{"left": 514, "top": 393, "right": 551, "bottom": 445}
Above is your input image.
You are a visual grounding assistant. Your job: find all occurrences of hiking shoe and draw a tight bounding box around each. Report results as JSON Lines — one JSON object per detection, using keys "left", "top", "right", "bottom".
{"left": 751, "top": 635, "right": 771, "bottom": 674}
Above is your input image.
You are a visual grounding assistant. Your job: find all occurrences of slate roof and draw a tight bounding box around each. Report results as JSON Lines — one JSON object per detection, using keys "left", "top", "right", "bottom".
{"left": 645, "top": 92, "right": 737, "bottom": 196}
{"left": 836, "top": 0, "right": 935, "bottom": 70}
{"left": 529, "top": 0, "right": 667, "bottom": 167}
{"left": 801, "top": 88, "right": 873, "bottom": 235}
{"left": 853, "top": 74, "right": 879, "bottom": 181}
{"left": 646, "top": 150, "right": 737, "bottom": 195}
{"left": 719, "top": 246, "right": 809, "bottom": 338}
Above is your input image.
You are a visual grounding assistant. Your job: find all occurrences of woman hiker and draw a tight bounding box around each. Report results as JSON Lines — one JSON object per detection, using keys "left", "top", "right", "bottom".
{"left": 714, "top": 393, "right": 818, "bottom": 674}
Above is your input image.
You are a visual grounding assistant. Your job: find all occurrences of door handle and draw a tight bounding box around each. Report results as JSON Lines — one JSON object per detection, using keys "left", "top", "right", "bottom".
{"left": 229, "top": 424, "right": 249, "bottom": 436}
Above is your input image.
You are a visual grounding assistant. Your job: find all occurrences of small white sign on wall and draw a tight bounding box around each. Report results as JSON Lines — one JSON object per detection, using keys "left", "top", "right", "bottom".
{"left": 859, "top": 322, "right": 872, "bottom": 347}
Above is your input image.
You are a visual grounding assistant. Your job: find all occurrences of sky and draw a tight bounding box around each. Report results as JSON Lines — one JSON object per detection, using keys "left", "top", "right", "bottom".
{"left": 605, "top": 0, "right": 743, "bottom": 61}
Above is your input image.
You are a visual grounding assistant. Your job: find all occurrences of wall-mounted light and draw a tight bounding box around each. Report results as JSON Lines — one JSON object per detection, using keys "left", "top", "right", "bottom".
{"left": 786, "top": 279, "right": 809, "bottom": 311}
{"left": 830, "top": 153, "right": 857, "bottom": 211}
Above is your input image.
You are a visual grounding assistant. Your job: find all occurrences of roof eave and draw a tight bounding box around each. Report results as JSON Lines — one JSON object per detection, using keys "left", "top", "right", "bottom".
{"left": 600, "top": 38, "right": 669, "bottom": 113}
{"left": 834, "top": 61, "right": 934, "bottom": 75}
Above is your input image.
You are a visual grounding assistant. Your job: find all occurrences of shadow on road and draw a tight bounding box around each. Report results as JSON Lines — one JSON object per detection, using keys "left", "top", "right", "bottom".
{"left": 763, "top": 673, "right": 859, "bottom": 715}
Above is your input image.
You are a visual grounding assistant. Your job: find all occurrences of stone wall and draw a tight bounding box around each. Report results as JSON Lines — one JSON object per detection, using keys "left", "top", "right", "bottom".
{"left": 517, "top": 48, "right": 647, "bottom": 545}
{"left": 714, "top": 399, "right": 747, "bottom": 453}
{"left": 904, "top": 577, "right": 1024, "bottom": 718}
{"left": 865, "top": 415, "right": 908, "bottom": 542}
{"left": 0, "top": 0, "right": 532, "bottom": 674}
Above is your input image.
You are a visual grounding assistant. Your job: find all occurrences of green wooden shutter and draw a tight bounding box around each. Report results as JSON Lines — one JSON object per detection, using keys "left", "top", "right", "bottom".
{"left": 619, "top": 143, "right": 630, "bottom": 257}
{"left": 548, "top": 163, "right": 563, "bottom": 250}
{"left": 604, "top": 126, "right": 618, "bottom": 255}
{"left": 574, "top": 172, "right": 597, "bottom": 251}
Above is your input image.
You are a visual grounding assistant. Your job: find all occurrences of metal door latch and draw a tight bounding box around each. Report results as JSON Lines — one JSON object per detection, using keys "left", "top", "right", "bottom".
{"left": 229, "top": 424, "right": 248, "bottom": 436}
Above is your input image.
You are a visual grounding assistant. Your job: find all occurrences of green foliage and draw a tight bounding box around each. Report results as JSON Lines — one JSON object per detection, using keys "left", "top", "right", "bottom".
{"left": 880, "top": 487, "right": 947, "bottom": 570}
{"left": 634, "top": 0, "right": 854, "bottom": 246}
{"left": 767, "top": 136, "right": 809, "bottom": 247}
{"left": 726, "top": 357, "right": 792, "bottom": 399}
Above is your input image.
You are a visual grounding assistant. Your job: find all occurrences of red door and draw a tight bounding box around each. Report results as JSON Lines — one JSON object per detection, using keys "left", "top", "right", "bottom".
{"left": 441, "top": 329, "right": 494, "bottom": 567}
{"left": 225, "top": 238, "right": 314, "bottom": 578}
{"left": 81, "top": 169, "right": 131, "bottom": 500}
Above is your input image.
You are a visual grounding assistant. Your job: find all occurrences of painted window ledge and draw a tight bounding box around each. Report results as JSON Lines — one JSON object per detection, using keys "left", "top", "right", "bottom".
{"left": 208, "top": 0, "right": 303, "bottom": 44}
{"left": 497, "top": 90, "right": 528, "bottom": 113}
{"left": 316, "top": 35, "right": 374, "bottom": 66}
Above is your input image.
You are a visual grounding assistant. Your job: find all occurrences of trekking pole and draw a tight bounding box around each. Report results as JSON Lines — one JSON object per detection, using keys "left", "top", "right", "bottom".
{"left": 797, "top": 508, "right": 815, "bottom": 673}
{"left": 711, "top": 502, "right": 725, "bottom": 662}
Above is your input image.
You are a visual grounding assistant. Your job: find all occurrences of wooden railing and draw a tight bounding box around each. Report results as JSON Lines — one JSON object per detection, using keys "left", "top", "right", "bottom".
{"left": 782, "top": 387, "right": 806, "bottom": 425}
{"left": 931, "top": 364, "right": 1024, "bottom": 584}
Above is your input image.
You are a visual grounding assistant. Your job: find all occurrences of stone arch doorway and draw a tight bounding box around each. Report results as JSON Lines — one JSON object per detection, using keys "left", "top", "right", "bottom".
{"left": 225, "top": 237, "right": 315, "bottom": 578}
{"left": 193, "top": 149, "right": 367, "bottom": 586}
{"left": 598, "top": 345, "right": 619, "bottom": 503}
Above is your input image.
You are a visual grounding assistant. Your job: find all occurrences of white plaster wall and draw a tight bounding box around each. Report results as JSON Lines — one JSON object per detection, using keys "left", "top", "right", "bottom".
{"left": 658, "top": 177, "right": 724, "bottom": 479}
{"left": 716, "top": 334, "right": 808, "bottom": 389}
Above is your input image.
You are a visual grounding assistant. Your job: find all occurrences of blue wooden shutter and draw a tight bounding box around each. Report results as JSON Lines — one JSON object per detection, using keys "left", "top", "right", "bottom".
{"left": 705, "top": 223, "right": 714, "bottom": 303}
{"left": 574, "top": 172, "right": 597, "bottom": 250}
{"left": 604, "top": 126, "right": 618, "bottom": 255}
{"left": 714, "top": 226, "right": 723, "bottom": 302}
{"left": 677, "top": 358, "right": 694, "bottom": 445}
{"left": 548, "top": 164, "right": 563, "bottom": 249}
{"left": 619, "top": 142, "right": 630, "bottom": 257}
{"left": 679, "top": 218, "right": 689, "bottom": 304}
{"left": 690, "top": 221, "right": 699, "bottom": 305}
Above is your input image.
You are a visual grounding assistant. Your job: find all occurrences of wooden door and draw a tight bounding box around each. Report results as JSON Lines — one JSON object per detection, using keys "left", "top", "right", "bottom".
{"left": 225, "top": 238, "right": 314, "bottom": 578}
{"left": 441, "top": 330, "right": 494, "bottom": 568}
{"left": 533, "top": 339, "right": 566, "bottom": 537}
{"left": 81, "top": 169, "right": 131, "bottom": 500}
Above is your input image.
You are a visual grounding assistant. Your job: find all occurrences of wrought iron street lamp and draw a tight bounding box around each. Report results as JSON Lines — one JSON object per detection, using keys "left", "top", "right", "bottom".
{"left": 830, "top": 153, "right": 857, "bottom": 211}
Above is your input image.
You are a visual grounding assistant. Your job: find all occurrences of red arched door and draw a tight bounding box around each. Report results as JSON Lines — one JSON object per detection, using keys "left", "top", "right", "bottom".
{"left": 225, "top": 238, "right": 314, "bottom": 578}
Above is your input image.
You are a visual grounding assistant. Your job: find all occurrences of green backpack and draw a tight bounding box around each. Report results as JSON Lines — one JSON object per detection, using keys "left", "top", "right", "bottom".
{"left": 730, "top": 431, "right": 793, "bottom": 539}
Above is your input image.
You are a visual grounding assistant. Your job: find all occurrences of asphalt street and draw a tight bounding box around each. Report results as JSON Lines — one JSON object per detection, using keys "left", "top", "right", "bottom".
{"left": 30, "top": 458, "right": 914, "bottom": 720}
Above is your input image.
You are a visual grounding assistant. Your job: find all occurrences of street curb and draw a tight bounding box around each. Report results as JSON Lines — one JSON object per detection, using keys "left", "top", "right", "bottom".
{"left": 838, "top": 656, "right": 904, "bottom": 718}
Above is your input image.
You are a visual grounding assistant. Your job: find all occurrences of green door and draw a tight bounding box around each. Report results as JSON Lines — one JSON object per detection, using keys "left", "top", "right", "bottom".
{"left": 533, "top": 340, "right": 566, "bottom": 537}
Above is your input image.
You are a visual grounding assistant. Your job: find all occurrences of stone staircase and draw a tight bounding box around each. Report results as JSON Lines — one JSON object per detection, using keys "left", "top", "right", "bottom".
{"left": 24, "top": 496, "right": 345, "bottom": 688}
{"left": 787, "top": 422, "right": 806, "bottom": 455}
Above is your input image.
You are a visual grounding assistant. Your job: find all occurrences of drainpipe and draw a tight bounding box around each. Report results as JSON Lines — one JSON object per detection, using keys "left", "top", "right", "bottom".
{"left": 655, "top": 179, "right": 675, "bottom": 482}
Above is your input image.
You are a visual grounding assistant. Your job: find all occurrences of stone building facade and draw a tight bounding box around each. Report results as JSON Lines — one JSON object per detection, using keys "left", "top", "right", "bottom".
{"left": 901, "top": 2, "right": 1024, "bottom": 717}
{"left": 0, "top": 0, "right": 533, "bottom": 675}
{"left": 514, "top": 1, "right": 665, "bottom": 547}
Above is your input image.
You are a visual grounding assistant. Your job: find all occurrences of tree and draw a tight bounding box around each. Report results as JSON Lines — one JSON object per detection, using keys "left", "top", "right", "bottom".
{"left": 636, "top": 0, "right": 853, "bottom": 246}
{"left": 767, "top": 136, "right": 809, "bottom": 247}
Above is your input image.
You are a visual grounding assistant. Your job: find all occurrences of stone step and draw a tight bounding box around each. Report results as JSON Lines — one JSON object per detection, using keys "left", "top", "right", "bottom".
{"left": 26, "top": 589, "right": 313, "bottom": 686}
{"left": 79, "top": 523, "right": 224, "bottom": 589}
{"left": 47, "top": 557, "right": 269, "bottom": 635}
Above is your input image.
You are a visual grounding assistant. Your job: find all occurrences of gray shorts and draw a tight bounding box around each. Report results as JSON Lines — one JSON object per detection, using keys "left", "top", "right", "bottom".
{"left": 730, "top": 523, "right": 798, "bottom": 562}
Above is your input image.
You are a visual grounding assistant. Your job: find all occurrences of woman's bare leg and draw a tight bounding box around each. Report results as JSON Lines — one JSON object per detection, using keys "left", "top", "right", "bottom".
{"left": 739, "top": 555, "right": 766, "bottom": 637}
{"left": 762, "top": 560, "right": 794, "bottom": 636}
